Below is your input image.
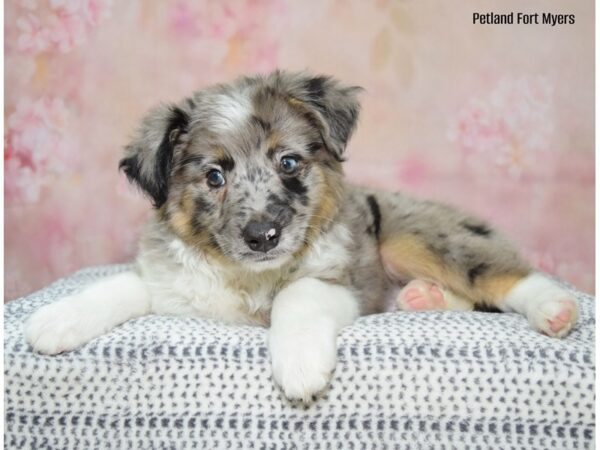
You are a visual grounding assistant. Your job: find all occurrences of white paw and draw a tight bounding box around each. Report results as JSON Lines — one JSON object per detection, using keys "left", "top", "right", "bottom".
{"left": 269, "top": 328, "right": 337, "bottom": 402}
{"left": 505, "top": 274, "right": 579, "bottom": 338}
{"left": 24, "top": 296, "right": 100, "bottom": 355}
{"left": 528, "top": 297, "right": 579, "bottom": 338}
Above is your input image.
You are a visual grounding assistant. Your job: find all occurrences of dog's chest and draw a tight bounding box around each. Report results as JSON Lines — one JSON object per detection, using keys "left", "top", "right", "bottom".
{"left": 147, "top": 240, "right": 278, "bottom": 325}
{"left": 144, "top": 223, "right": 358, "bottom": 324}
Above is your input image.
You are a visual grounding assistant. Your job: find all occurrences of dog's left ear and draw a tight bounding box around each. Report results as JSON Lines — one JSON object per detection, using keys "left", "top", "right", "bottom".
{"left": 119, "top": 102, "right": 191, "bottom": 208}
{"left": 283, "top": 73, "right": 363, "bottom": 160}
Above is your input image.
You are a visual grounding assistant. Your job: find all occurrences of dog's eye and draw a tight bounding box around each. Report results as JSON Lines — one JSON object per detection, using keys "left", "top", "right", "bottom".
{"left": 280, "top": 156, "right": 299, "bottom": 175}
{"left": 207, "top": 169, "right": 225, "bottom": 188}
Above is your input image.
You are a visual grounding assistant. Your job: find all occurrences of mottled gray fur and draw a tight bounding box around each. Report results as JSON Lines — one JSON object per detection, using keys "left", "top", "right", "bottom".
{"left": 22, "top": 71, "right": 576, "bottom": 403}
{"left": 121, "top": 70, "right": 530, "bottom": 320}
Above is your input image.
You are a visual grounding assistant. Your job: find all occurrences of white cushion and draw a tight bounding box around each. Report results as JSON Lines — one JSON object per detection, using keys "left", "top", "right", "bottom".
{"left": 4, "top": 265, "right": 595, "bottom": 449}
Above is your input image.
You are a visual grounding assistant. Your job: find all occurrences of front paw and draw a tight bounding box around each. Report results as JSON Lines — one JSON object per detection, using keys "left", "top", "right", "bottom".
{"left": 269, "top": 329, "right": 337, "bottom": 402}
{"left": 24, "top": 297, "right": 97, "bottom": 355}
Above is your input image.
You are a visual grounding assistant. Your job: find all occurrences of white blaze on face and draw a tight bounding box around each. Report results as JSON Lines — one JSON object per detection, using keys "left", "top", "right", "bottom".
{"left": 210, "top": 91, "right": 252, "bottom": 133}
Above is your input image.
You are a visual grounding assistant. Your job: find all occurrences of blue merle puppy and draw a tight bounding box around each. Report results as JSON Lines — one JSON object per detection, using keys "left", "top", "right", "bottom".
{"left": 25, "top": 70, "right": 579, "bottom": 401}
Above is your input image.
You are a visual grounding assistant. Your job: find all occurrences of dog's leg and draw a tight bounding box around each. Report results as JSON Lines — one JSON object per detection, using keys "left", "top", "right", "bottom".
{"left": 269, "top": 278, "right": 359, "bottom": 402}
{"left": 375, "top": 192, "right": 578, "bottom": 337}
{"left": 25, "top": 271, "right": 151, "bottom": 354}
{"left": 499, "top": 273, "right": 578, "bottom": 338}
{"left": 381, "top": 235, "right": 578, "bottom": 337}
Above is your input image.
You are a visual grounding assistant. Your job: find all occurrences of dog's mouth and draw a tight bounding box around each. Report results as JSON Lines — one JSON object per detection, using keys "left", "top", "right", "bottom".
{"left": 238, "top": 250, "right": 292, "bottom": 270}
{"left": 240, "top": 251, "right": 281, "bottom": 262}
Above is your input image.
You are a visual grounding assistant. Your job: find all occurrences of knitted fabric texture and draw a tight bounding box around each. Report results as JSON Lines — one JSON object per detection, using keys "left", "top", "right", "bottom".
{"left": 4, "top": 265, "right": 595, "bottom": 449}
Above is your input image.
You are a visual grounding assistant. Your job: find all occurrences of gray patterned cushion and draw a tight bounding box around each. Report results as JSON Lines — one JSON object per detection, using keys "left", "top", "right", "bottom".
{"left": 4, "top": 265, "right": 596, "bottom": 449}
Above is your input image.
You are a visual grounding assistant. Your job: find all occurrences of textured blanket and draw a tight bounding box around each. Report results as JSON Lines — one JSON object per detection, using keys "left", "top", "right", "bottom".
{"left": 4, "top": 265, "right": 596, "bottom": 449}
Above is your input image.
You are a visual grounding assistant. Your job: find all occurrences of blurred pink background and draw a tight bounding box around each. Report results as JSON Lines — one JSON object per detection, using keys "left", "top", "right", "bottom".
{"left": 5, "top": 0, "right": 594, "bottom": 300}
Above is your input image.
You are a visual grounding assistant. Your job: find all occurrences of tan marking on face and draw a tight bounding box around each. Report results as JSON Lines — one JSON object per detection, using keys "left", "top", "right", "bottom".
{"left": 294, "top": 166, "right": 343, "bottom": 260}
{"left": 212, "top": 146, "right": 228, "bottom": 161}
{"left": 169, "top": 193, "right": 193, "bottom": 238}
{"left": 167, "top": 187, "right": 231, "bottom": 265}
{"left": 287, "top": 97, "right": 304, "bottom": 108}
{"left": 266, "top": 130, "right": 282, "bottom": 153}
{"left": 380, "top": 234, "right": 529, "bottom": 305}
{"left": 313, "top": 167, "right": 339, "bottom": 230}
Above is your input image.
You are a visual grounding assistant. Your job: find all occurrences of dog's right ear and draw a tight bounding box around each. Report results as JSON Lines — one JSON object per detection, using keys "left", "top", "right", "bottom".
{"left": 274, "top": 71, "right": 363, "bottom": 161}
{"left": 119, "top": 102, "right": 191, "bottom": 208}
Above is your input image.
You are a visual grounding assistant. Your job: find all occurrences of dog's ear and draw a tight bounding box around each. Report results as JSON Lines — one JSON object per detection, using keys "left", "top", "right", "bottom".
{"left": 119, "top": 102, "right": 191, "bottom": 208}
{"left": 282, "top": 72, "right": 363, "bottom": 160}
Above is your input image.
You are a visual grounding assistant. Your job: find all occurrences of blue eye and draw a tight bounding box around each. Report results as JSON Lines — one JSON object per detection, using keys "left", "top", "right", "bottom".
{"left": 207, "top": 169, "right": 225, "bottom": 188}
{"left": 280, "top": 156, "right": 299, "bottom": 174}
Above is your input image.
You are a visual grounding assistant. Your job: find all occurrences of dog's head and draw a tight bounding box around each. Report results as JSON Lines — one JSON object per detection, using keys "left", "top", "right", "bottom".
{"left": 120, "top": 71, "right": 361, "bottom": 270}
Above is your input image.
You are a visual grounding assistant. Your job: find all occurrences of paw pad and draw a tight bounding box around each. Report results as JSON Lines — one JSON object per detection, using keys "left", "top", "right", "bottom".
{"left": 528, "top": 297, "right": 578, "bottom": 338}
{"left": 397, "top": 280, "right": 447, "bottom": 311}
{"left": 546, "top": 300, "right": 577, "bottom": 335}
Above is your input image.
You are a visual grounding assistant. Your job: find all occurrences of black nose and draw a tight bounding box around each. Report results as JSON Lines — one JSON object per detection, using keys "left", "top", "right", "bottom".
{"left": 242, "top": 221, "right": 281, "bottom": 253}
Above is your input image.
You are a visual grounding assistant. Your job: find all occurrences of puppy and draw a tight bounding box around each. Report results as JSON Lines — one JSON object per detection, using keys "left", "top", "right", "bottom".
{"left": 25, "top": 71, "right": 579, "bottom": 401}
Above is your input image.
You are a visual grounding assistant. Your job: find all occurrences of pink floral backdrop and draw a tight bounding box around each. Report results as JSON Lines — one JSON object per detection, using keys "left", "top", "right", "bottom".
{"left": 5, "top": 0, "right": 594, "bottom": 300}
